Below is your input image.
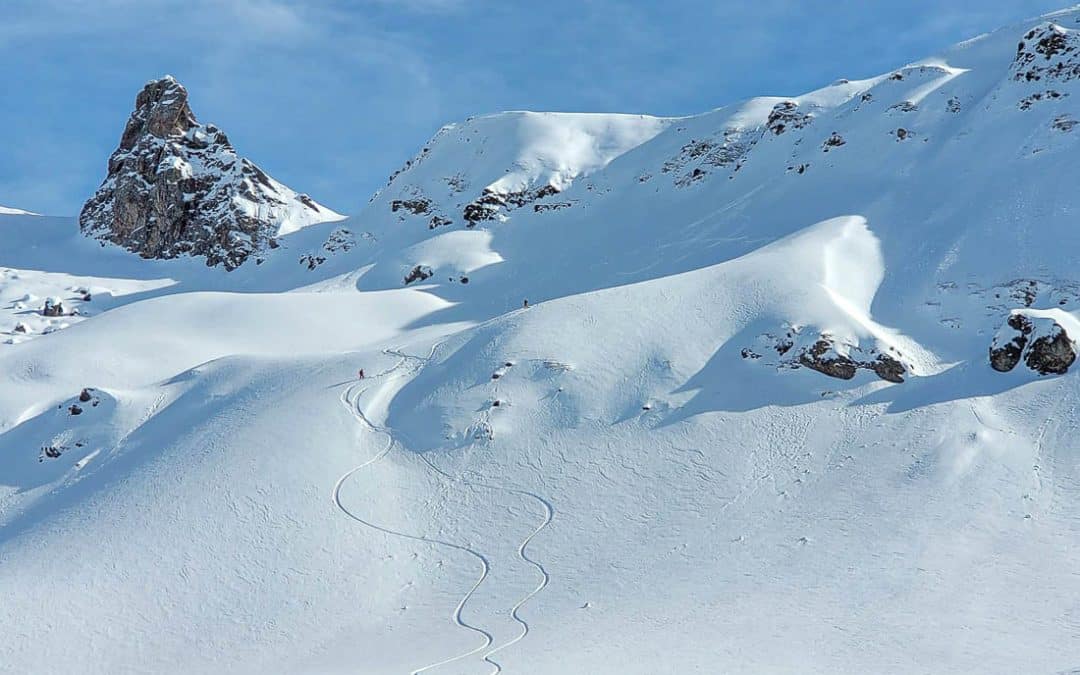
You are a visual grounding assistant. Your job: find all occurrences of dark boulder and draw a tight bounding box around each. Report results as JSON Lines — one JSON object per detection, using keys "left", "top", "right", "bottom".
{"left": 989, "top": 314, "right": 1033, "bottom": 372}
{"left": 1026, "top": 327, "right": 1077, "bottom": 374}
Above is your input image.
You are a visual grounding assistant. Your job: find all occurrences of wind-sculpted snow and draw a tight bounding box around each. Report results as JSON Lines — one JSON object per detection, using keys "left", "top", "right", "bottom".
{"left": 7, "top": 6, "right": 1080, "bottom": 675}
{"left": 0, "top": 205, "right": 38, "bottom": 216}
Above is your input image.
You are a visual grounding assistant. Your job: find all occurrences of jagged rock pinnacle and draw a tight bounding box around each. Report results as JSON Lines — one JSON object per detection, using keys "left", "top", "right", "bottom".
{"left": 80, "top": 76, "right": 338, "bottom": 270}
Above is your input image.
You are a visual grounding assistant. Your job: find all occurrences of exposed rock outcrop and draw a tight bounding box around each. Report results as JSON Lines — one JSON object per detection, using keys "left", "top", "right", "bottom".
{"left": 299, "top": 227, "right": 356, "bottom": 271}
{"left": 990, "top": 311, "right": 1077, "bottom": 375}
{"left": 989, "top": 313, "right": 1032, "bottom": 372}
{"left": 798, "top": 337, "right": 906, "bottom": 383}
{"left": 80, "top": 76, "right": 341, "bottom": 270}
{"left": 462, "top": 184, "right": 561, "bottom": 226}
{"left": 404, "top": 264, "right": 434, "bottom": 285}
{"left": 1012, "top": 23, "right": 1080, "bottom": 84}
{"left": 744, "top": 328, "right": 907, "bottom": 383}
{"left": 766, "top": 101, "right": 814, "bottom": 135}
{"left": 42, "top": 298, "right": 64, "bottom": 317}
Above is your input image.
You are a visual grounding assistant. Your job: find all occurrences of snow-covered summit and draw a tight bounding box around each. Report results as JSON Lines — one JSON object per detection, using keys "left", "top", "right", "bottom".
{"left": 79, "top": 76, "right": 343, "bottom": 270}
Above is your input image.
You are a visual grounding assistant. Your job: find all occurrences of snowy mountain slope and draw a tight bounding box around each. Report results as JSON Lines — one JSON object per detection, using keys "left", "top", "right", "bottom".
{"left": 4, "top": 7, "right": 1080, "bottom": 675}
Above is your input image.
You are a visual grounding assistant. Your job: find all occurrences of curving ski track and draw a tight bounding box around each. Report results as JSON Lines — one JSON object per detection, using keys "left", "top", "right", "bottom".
{"left": 417, "top": 453, "right": 553, "bottom": 673}
{"left": 332, "top": 345, "right": 553, "bottom": 674}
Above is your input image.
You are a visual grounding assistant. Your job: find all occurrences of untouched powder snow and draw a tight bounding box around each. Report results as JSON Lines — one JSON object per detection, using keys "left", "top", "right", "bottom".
{"left": 6, "top": 7, "right": 1080, "bottom": 675}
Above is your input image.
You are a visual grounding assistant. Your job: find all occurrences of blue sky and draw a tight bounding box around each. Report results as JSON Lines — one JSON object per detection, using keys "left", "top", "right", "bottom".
{"left": 0, "top": 0, "right": 1071, "bottom": 216}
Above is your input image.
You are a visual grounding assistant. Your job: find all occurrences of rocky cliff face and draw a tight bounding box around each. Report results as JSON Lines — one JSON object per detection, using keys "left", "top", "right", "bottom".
{"left": 79, "top": 76, "right": 341, "bottom": 270}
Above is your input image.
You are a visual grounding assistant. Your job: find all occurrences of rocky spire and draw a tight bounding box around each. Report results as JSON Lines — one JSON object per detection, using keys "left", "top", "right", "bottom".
{"left": 80, "top": 76, "right": 341, "bottom": 270}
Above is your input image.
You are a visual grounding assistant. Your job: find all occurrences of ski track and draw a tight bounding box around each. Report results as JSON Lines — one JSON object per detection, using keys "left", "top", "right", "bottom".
{"left": 415, "top": 451, "right": 554, "bottom": 674}
{"left": 332, "top": 344, "right": 554, "bottom": 674}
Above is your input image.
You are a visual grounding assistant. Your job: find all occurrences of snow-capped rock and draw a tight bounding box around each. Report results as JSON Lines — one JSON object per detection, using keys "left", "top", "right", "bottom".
{"left": 990, "top": 309, "right": 1079, "bottom": 374}
{"left": 1012, "top": 22, "right": 1080, "bottom": 83}
{"left": 79, "top": 76, "right": 343, "bottom": 270}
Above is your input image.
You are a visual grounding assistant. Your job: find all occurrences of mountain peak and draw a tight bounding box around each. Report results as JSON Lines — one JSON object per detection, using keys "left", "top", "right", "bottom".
{"left": 80, "top": 77, "right": 342, "bottom": 270}
{"left": 119, "top": 75, "right": 197, "bottom": 149}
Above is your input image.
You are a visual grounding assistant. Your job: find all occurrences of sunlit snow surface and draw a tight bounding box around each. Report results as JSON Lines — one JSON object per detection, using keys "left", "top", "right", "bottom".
{"left": 4, "top": 10, "right": 1080, "bottom": 675}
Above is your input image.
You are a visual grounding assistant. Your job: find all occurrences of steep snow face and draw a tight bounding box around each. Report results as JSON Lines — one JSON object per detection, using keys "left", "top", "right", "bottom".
{"left": 373, "top": 111, "right": 670, "bottom": 219}
{"left": 79, "top": 76, "right": 343, "bottom": 270}
{"left": 8, "top": 8, "right": 1080, "bottom": 675}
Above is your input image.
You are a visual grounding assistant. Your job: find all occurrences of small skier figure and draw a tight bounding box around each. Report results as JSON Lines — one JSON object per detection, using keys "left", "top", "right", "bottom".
{"left": 523, "top": 299, "right": 529, "bottom": 308}
{"left": 357, "top": 368, "right": 365, "bottom": 379}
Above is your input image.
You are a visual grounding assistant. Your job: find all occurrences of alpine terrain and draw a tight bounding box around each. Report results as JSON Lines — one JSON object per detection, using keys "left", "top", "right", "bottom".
{"left": 4, "top": 8, "right": 1080, "bottom": 674}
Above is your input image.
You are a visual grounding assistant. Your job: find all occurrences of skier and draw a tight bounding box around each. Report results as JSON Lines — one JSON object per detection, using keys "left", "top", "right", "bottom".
{"left": 357, "top": 368, "right": 365, "bottom": 379}
{"left": 523, "top": 298, "right": 529, "bottom": 309}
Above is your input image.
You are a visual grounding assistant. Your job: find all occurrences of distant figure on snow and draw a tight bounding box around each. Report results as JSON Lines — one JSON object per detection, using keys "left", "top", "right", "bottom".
{"left": 357, "top": 368, "right": 365, "bottom": 379}
{"left": 523, "top": 299, "right": 529, "bottom": 308}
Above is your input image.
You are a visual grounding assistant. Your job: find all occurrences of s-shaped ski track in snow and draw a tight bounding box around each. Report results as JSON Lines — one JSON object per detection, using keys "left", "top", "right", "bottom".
{"left": 387, "top": 347, "right": 555, "bottom": 672}
{"left": 415, "top": 451, "right": 553, "bottom": 673}
{"left": 332, "top": 345, "right": 497, "bottom": 675}
{"left": 333, "top": 344, "right": 554, "bottom": 674}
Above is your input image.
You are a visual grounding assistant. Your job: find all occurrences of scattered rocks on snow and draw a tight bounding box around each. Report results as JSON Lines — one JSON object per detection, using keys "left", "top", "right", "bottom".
{"left": 463, "top": 184, "right": 561, "bottom": 225}
{"left": 429, "top": 215, "right": 453, "bottom": 229}
{"left": 675, "top": 168, "right": 708, "bottom": 187}
{"left": 1013, "top": 23, "right": 1080, "bottom": 83}
{"left": 1052, "top": 114, "right": 1079, "bottom": 131}
{"left": 1018, "top": 90, "right": 1066, "bottom": 110}
{"left": 444, "top": 173, "right": 468, "bottom": 193}
{"left": 533, "top": 202, "right": 572, "bottom": 213}
{"left": 661, "top": 128, "right": 757, "bottom": 184}
{"left": 887, "top": 101, "right": 919, "bottom": 114}
{"left": 383, "top": 146, "right": 432, "bottom": 188}
{"left": 299, "top": 227, "right": 355, "bottom": 270}
{"left": 390, "top": 197, "right": 432, "bottom": 216}
{"left": 822, "top": 132, "right": 846, "bottom": 151}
